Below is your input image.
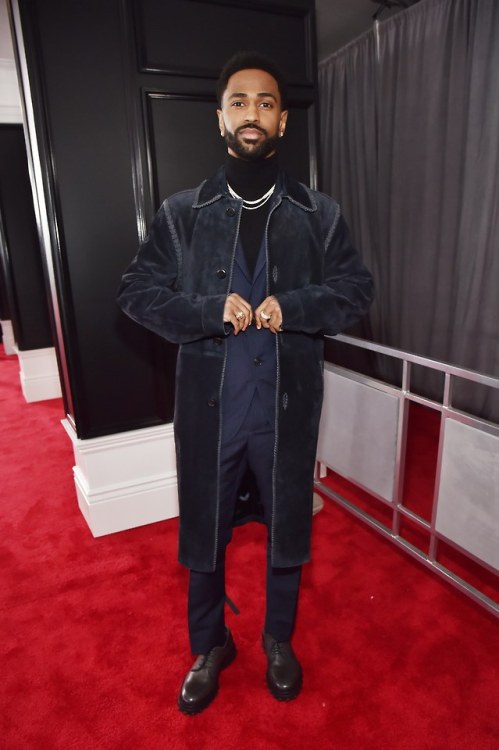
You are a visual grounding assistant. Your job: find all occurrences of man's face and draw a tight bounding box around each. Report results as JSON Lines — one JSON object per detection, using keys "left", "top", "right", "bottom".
{"left": 217, "top": 68, "right": 288, "bottom": 161}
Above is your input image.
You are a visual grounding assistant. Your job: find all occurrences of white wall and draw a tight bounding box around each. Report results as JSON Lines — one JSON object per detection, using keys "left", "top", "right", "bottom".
{"left": 0, "top": 0, "right": 22, "bottom": 123}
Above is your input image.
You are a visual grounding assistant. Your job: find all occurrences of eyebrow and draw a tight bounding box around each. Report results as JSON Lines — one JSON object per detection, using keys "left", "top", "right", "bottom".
{"left": 229, "top": 92, "right": 278, "bottom": 102}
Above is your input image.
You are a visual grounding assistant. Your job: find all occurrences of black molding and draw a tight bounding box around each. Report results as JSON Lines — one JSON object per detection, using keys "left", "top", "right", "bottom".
{"left": 143, "top": 91, "right": 217, "bottom": 215}
{"left": 9, "top": 0, "right": 76, "bottom": 414}
{"left": 120, "top": 0, "right": 149, "bottom": 243}
{"left": 132, "top": 0, "right": 315, "bottom": 86}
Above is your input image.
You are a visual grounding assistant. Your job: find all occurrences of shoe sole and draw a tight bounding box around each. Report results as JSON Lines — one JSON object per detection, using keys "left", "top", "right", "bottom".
{"left": 266, "top": 674, "right": 303, "bottom": 702}
{"left": 178, "top": 641, "right": 237, "bottom": 715}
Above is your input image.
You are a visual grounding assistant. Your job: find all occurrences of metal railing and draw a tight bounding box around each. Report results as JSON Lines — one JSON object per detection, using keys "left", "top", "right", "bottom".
{"left": 315, "top": 334, "right": 499, "bottom": 618}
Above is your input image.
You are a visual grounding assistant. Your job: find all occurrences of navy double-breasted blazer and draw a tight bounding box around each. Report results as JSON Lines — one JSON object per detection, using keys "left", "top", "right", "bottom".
{"left": 222, "top": 235, "right": 276, "bottom": 442}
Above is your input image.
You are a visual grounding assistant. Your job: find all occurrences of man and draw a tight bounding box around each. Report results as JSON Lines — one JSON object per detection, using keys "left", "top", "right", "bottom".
{"left": 118, "top": 51, "right": 373, "bottom": 714}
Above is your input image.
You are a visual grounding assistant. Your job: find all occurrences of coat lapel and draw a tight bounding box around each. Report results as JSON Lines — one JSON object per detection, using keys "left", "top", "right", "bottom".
{"left": 234, "top": 240, "right": 252, "bottom": 284}
{"left": 252, "top": 240, "right": 266, "bottom": 284}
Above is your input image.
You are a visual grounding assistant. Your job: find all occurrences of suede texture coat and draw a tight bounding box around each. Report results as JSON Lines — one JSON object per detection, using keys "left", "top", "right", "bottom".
{"left": 118, "top": 167, "right": 374, "bottom": 572}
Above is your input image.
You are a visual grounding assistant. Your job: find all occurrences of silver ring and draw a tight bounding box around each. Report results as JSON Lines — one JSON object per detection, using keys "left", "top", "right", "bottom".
{"left": 260, "top": 311, "right": 271, "bottom": 321}
{"left": 235, "top": 310, "right": 244, "bottom": 320}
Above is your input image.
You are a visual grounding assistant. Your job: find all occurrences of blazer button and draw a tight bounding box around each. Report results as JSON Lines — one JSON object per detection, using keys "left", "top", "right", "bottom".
{"left": 216, "top": 268, "right": 227, "bottom": 279}
{"left": 207, "top": 398, "right": 217, "bottom": 407}
{"left": 226, "top": 207, "right": 236, "bottom": 217}
{"left": 253, "top": 357, "right": 263, "bottom": 367}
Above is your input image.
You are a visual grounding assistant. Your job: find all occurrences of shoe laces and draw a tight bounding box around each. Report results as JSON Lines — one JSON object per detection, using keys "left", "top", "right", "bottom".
{"left": 270, "top": 639, "right": 284, "bottom": 656}
{"left": 203, "top": 650, "right": 217, "bottom": 669}
{"left": 200, "top": 641, "right": 225, "bottom": 670}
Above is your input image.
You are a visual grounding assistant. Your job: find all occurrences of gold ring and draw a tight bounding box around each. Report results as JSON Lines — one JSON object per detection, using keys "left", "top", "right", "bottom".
{"left": 235, "top": 310, "right": 244, "bottom": 320}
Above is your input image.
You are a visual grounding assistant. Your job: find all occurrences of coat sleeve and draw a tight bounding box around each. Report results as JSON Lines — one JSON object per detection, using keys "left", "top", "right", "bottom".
{"left": 117, "top": 200, "right": 227, "bottom": 344}
{"left": 275, "top": 208, "right": 374, "bottom": 335}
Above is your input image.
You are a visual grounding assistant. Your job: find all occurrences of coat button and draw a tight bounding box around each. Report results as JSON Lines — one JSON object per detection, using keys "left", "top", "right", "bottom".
{"left": 207, "top": 398, "right": 216, "bottom": 407}
{"left": 216, "top": 268, "right": 227, "bottom": 279}
{"left": 226, "top": 207, "right": 236, "bottom": 217}
{"left": 253, "top": 357, "right": 263, "bottom": 367}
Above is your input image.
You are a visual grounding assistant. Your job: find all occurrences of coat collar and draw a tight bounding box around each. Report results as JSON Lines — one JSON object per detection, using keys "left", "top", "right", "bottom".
{"left": 192, "top": 165, "right": 317, "bottom": 213}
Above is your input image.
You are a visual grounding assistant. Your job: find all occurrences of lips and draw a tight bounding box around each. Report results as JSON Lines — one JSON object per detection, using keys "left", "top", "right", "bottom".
{"left": 238, "top": 126, "right": 266, "bottom": 138}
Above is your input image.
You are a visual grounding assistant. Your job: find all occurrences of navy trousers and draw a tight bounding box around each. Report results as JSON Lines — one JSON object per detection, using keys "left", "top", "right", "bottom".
{"left": 188, "top": 392, "right": 302, "bottom": 654}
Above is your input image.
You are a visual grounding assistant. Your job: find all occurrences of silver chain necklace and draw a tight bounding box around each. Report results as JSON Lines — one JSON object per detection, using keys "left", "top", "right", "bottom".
{"left": 227, "top": 182, "right": 275, "bottom": 211}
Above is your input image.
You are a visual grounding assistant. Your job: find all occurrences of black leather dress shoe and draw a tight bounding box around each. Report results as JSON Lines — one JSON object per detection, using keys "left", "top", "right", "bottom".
{"left": 262, "top": 633, "right": 303, "bottom": 701}
{"left": 178, "top": 629, "right": 236, "bottom": 715}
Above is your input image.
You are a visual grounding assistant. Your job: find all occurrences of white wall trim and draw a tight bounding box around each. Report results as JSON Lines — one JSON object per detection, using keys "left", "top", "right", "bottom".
{"left": 1, "top": 319, "right": 16, "bottom": 354}
{"left": 17, "top": 345, "right": 62, "bottom": 401}
{"left": 0, "top": 57, "right": 22, "bottom": 123}
{"left": 62, "top": 419, "right": 179, "bottom": 537}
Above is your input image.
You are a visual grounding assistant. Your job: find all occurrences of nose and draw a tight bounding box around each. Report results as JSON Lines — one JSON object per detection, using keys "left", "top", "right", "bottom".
{"left": 244, "top": 101, "right": 259, "bottom": 122}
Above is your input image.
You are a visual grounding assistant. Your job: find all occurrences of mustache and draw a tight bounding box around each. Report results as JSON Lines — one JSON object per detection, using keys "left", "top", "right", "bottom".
{"left": 236, "top": 124, "right": 267, "bottom": 136}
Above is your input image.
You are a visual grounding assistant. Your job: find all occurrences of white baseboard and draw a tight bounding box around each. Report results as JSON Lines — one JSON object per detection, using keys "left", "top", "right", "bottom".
{"left": 62, "top": 419, "right": 179, "bottom": 537}
{"left": 0, "top": 319, "right": 16, "bottom": 355}
{"left": 17, "top": 346, "right": 62, "bottom": 402}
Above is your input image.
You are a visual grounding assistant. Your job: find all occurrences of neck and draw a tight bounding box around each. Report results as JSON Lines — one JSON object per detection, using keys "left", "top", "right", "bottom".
{"left": 224, "top": 153, "right": 278, "bottom": 201}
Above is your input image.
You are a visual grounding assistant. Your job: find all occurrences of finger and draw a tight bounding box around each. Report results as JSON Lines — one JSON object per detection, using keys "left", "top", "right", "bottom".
{"left": 255, "top": 296, "right": 278, "bottom": 327}
{"left": 224, "top": 294, "right": 251, "bottom": 325}
{"left": 231, "top": 305, "right": 253, "bottom": 334}
{"left": 230, "top": 294, "right": 252, "bottom": 319}
{"left": 235, "top": 308, "right": 252, "bottom": 331}
{"left": 257, "top": 308, "right": 278, "bottom": 330}
{"left": 255, "top": 307, "right": 269, "bottom": 329}
{"left": 271, "top": 310, "right": 283, "bottom": 333}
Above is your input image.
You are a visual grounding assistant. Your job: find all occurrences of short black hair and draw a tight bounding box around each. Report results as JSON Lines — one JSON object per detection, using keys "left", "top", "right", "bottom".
{"left": 216, "top": 51, "right": 288, "bottom": 110}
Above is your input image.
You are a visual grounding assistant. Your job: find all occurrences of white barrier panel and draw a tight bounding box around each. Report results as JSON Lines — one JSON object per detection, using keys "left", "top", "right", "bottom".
{"left": 436, "top": 418, "right": 499, "bottom": 571}
{"left": 317, "top": 366, "right": 400, "bottom": 503}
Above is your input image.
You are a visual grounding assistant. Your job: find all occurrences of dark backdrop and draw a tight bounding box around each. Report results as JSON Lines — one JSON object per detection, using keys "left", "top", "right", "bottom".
{"left": 10, "top": 0, "right": 318, "bottom": 439}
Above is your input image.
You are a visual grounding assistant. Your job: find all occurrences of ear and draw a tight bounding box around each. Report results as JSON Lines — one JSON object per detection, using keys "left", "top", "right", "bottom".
{"left": 217, "top": 109, "right": 225, "bottom": 136}
{"left": 279, "top": 109, "right": 288, "bottom": 138}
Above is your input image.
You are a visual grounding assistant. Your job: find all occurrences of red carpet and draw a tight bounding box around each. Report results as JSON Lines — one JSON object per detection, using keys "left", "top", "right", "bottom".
{"left": 1, "top": 343, "right": 499, "bottom": 749}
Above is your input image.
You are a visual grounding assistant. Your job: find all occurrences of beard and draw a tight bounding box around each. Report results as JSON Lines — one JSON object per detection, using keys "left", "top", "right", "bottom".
{"left": 223, "top": 125, "right": 279, "bottom": 162}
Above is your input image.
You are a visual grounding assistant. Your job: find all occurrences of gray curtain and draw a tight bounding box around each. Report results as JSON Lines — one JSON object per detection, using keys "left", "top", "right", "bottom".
{"left": 318, "top": 0, "right": 499, "bottom": 419}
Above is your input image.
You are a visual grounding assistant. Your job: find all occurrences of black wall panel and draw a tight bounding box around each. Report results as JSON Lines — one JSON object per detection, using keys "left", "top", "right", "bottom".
{"left": 146, "top": 95, "right": 223, "bottom": 204}
{"left": 0, "top": 124, "right": 52, "bottom": 351}
{"left": 11, "top": 0, "right": 317, "bottom": 439}
{"left": 135, "top": 0, "right": 312, "bottom": 84}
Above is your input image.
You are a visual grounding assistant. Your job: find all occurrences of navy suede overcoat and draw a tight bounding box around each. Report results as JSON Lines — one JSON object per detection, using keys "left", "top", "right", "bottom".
{"left": 118, "top": 167, "right": 373, "bottom": 572}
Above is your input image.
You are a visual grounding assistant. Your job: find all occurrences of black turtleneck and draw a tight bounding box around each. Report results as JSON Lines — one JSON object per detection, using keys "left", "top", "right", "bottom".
{"left": 225, "top": 154, "right": 279, "bottom": 277}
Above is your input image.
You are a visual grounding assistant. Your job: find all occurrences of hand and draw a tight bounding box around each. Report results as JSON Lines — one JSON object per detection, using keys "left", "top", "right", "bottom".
{"left": 223, "top": 293, "right": 253, "bottom": 335}
{"left": 255, "top": 296, "right": 283, "bottom": 334}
